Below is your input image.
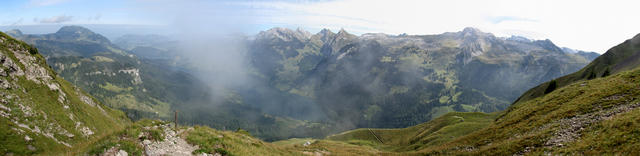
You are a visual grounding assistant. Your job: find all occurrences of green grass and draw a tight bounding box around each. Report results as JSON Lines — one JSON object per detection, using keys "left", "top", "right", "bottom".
{"left": 85, "top": 120, "right": 166, "bottom": 156}
{"left": 327, "top": 112, "right": 497, "bottom": 152}
{"left": 185, "top": 126, "right": 299, "bottom": 156}
{"left": 272, "top": 138, "right": 315, "bottom": 147}
{"left": 560, "top": 108, "right": 640, "bottom": 154}
{"left": 283, "top": 139, "right": 384, "bottom": 155}
{"left": 88, "top": 140, "right": 143, "bottom": 156}
{"left": 414, "top": 66, "right": 640, "bottom": 155}
{"left": 0, "top": 31, "right": 130, "bottom": 155}
{"left": 514, "top": 34, "right": 640, "bottom": 105}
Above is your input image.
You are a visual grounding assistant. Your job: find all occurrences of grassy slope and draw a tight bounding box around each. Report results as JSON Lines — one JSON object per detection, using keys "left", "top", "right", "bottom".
{"left": 185, "top": 126, "right": 299, "bottom": 156}
{"left": 416, "top": 66, "right": 640, "bottom": 155}
{"left": 514, "top": 33, "right": 640, "bottom": 104}
{"left": 326, "top": 112, "right": 497, "bottom": 152}
{"left": 0, "top": 32, "right": 130, "bottom": 155}
{"left": 87, "top": 120, "right": 172, "bottom": 156}
{"left": 86, "top": 120, "right": 303, "bottom": 156}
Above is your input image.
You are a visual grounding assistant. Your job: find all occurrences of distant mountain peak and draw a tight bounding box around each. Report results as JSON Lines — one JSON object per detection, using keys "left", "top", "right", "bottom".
{"left": 314, "top": 28, "right": 337, "bottom": 42}
{"left": 5, "top": 29, "right": 23, "bottom": 37}
{"left": 462, "top": 27, "right": 481, "bottom": 34}
{"left": 56, "top": 25, "right": 95, "bottom": 35}
{"left": 259, "top": 27, "right": 311, "bottom": 41}
{"left": 49, "top": 26, "right": 112, "bottom": 44}
{"left": 336, "top": 28, "right": 357, "bottom": 39}
{"left": 457, "top": 27, "right": 494, "bottom": 41}
{"left": 506, "top": 35, "right": 532, "bottom": 42}
{"left": 319, "top": 28, "right": 333, "bottom": 34}
{"left": 337, "top": 28, "right": 348, "bottom": 34}
{"left": 533, "top": 39, "right": 563, "bottom": 52}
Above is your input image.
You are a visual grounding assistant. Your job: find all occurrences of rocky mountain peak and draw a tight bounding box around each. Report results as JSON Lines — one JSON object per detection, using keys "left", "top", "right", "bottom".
{"left": 457, "top": 27, "right": 494, "bottom": 60}
{"left": 336, "top": 28, "right": 353, "bottom": 38}
{"left": 460, "top": 27, "right": 487, "bottom": 37}
{"left": 462, "top": 27, "right": 481, "bottom": 34}
{"left": 258, "top": 27, "right": 311, "bottom": 42}
{"left": 458, "top": 27, "right": 494, "bottom": 39}
{"left": 506, "top": 35, "right": 532, "bottom": 42}
{"left": 314, "top": 28, "right": 336, "bottom": 43}
{"left": 319, "top": 28, "right": 334, "bottom": 35}
{"left": 334, "top": 28, "right": 356, "bottom": 41}
{"left": 533, "top": 39, "right": 563, "bottom": 52}
{"left": 296, "top": 27, "right": 311, "bottom": 37}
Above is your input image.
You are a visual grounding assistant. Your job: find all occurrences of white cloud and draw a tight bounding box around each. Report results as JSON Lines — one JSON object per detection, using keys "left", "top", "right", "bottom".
{"left": 88, "top": 14, "right": 102, "bottom": 21}
{"left": 38, "top": 15, "right": 73, "bottom": 23}
{"left": 235, "top": 0, "right": 640, "bottom": 53}
{"left": 28, "top": 0, "right": 71, "bottom": 6}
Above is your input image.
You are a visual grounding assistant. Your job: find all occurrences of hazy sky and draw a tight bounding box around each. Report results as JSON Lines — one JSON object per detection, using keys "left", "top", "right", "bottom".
{"left": 1, "top": 0, "right": 639, "bottom": 53}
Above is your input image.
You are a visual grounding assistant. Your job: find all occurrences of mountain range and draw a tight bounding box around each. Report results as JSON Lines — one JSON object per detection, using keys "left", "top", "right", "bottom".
{"left": 110, "top": 26, "right": 600, "bottom": 139}
{"left": 244, "top": 27, "right": 599, "bottom": 129}
{"left": 17, "top": 26, "right": 600, "bottom": 140}
{"left": 323, "top": 32, "right": 640, "bottom": 155}
{"left": 3, "top": 25, "right": 640, "bottom": 155}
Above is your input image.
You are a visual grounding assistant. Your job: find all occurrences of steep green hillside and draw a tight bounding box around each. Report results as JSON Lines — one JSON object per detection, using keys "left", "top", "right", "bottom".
{"left": 515, "top": 33, "right": 640, "bottom": 104}
{"left": 416, "top": 65, "right": 640, "bottom": 155}
{"left": 7, "top": 26, "right": 211, "bottom": 120}
{"left": 0, "top": 32, "right": 129, "bottom": 155}
{"left": 327, "top": 112, "right": 497, "bottom": 152}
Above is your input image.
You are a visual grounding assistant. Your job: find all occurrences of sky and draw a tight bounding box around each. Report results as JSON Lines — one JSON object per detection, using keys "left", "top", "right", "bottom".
{"left": 1, "top": 0, "right": 639, "bottom": 53}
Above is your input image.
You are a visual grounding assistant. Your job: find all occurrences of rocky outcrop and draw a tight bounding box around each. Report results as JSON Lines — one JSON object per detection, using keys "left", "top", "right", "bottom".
{"left": 140, "top": 124, "right": 199, "bottom": 156}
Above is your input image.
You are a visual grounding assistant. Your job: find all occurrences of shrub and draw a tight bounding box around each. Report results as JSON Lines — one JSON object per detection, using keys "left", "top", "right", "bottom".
{"left": 236, "top": 128, "right": 251, "bottom": 136}
{"left": 602, "top": 67, "right": 611, "bottom": 77}
{"left": 215, "top": 148, "right": 231, "bottom": 156}
{"left": 28, "top": 45, "right": 38, "bottom": 55}
{"left": 587, "top": 71, "right": 597, "bottom": 80}
{"left": 148, "top": 129, "right": 164, "bottom": 141}
{"left": 544, "top": 80, "right": 557, "bottom": 94}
